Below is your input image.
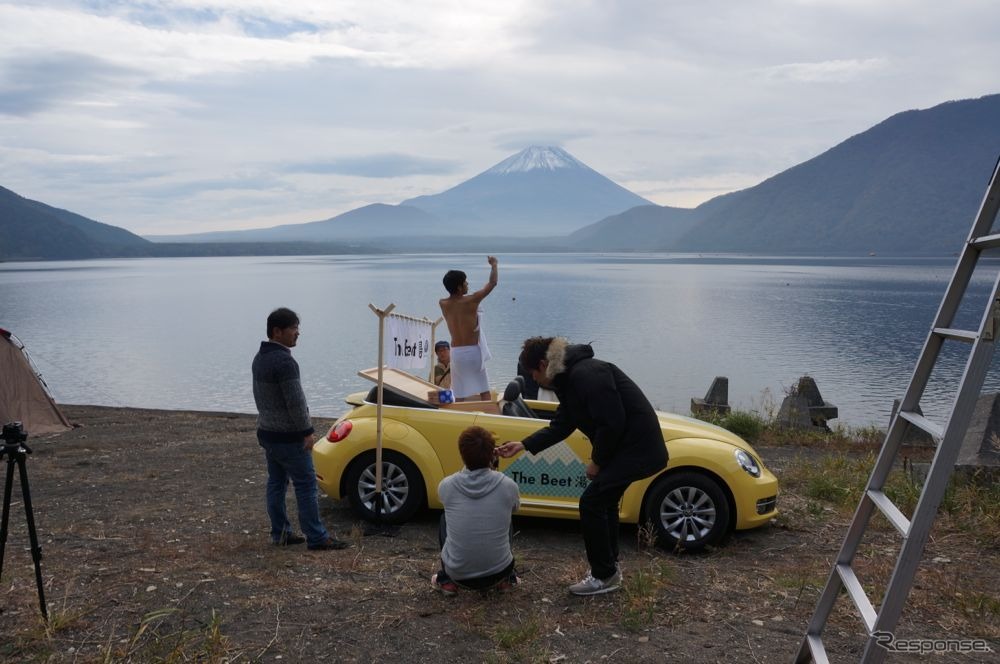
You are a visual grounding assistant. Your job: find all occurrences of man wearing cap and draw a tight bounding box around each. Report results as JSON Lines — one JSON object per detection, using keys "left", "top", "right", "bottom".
{"left": 433, "top": 340, "right": 452, "bottom": 388}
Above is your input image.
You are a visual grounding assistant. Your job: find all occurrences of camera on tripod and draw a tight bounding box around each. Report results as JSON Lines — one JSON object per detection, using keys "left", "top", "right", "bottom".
{"left": 2, "top": 421, "right": 28, "bottom": 446}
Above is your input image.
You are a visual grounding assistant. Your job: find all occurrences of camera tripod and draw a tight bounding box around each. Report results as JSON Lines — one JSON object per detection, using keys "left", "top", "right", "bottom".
{"left": 0, "top": 425, "right": 48, "bottom": 622}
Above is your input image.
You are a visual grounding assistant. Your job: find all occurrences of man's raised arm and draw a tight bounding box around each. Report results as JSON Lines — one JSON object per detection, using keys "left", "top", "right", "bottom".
{"left": 471, "top": 255, "right": 499, "bottom": 302}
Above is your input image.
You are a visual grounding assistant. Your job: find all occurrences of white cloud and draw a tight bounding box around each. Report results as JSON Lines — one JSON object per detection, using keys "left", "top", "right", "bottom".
{"left": 0, "top": 0, "right": 998, "bottom": 234}
{"left": 759, "top": 58, "right": 889, "bottom": 83}
{"left": 0, "top": 1, "right": 534, "bottom": 75}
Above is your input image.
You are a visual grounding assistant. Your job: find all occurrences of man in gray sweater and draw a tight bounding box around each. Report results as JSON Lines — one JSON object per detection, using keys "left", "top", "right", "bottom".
{"left": 432, "top": 426, "right": 520, "bottom": 594}
{"left": 252, "top": 307, "right": 347, "bottom": 551}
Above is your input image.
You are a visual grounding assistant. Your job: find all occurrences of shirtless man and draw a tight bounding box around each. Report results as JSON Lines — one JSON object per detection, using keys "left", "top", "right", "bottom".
{"left": 439, "top": 256, "right": 498, "bottom": 401}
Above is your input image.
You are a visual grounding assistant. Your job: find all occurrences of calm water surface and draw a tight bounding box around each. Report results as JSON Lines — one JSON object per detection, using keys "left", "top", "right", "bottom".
{"left": 3, "top": 253, "right": 999, "bottom": 427}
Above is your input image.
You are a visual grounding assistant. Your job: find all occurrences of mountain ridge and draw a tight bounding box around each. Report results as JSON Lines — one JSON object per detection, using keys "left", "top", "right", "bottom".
{"left": 145, "top": 146, "right": 652, "bottom": 243}
{"left": 571, "top": 95, "right": 1000, "bottom": 254}
{"left": 0, "top": 185, "right": 152, "bottom": 260}
{"left": 4, "top": 96, "right": 1000, "bottom": 260}
{"left": 484, "top": 146, "right": 589, "bottom": 174}
{"left": 398, "top": 145, "right": 652, "bottom": 236}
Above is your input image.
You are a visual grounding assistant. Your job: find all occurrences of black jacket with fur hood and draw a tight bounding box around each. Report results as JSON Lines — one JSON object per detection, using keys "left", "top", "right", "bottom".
{"left": 521, "top": 339, "right": 667, "bottom": 484}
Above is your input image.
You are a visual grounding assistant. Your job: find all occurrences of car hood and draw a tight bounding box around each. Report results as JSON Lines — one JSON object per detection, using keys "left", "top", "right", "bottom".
{"left": 657, "top": 412, "right": 747, "bottom": 447}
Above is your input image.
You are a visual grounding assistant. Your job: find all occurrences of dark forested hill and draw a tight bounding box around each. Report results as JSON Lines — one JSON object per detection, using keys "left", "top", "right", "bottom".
{"left": 0, "top": 186, "right": 372, "bottom": 260}
{"left": 572, "top": 94, "right": 1000, "bottom": 254}
{"left": 566, "top": 204, "right": 704, "bottom": 250}
{"left": 0, "top": 185, "right": 152, "bottom": 260}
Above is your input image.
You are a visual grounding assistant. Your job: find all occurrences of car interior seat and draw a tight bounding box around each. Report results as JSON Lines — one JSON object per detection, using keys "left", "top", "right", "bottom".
{"left": 365, "top": 384, "right": 438, "bottom": 409}
{"left": 501, "top": 375, "right": 536, "bottom": 418}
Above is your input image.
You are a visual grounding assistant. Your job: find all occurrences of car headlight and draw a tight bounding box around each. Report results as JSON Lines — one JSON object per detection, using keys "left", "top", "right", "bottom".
{"left": 734, "top": 449, "right": 761, "bottom": 477}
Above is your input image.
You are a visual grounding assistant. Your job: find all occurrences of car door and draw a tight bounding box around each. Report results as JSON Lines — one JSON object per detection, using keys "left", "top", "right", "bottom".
{"left": 473, "top": 411, "right": 593, "bottom": 519}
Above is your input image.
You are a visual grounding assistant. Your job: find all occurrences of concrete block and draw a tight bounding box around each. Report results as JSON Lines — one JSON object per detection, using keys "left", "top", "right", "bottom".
{"left": 796, "top": 376, "right": 838, "bottom": 425}
{"left": 777, "top": 394, "right": 813, "bottom": 429}
{"left": 691, "top": 376, "right": 731, "bottom": 415}
{"left": 958, "top": 392, "right": 1000, "bottom": 468}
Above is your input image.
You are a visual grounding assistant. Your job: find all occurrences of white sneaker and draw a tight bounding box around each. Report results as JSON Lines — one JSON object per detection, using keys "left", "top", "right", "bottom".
{"left": 568, "top": 568, "right": 622, "bottom": 596}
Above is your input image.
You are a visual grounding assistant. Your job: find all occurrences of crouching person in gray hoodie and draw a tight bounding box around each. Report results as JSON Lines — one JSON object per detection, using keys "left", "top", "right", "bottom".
{"left": 432, "top": 426, "right": 521, "bottom": 595}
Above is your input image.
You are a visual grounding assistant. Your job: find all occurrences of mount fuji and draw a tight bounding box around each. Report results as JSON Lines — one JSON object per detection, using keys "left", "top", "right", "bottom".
{"left": 148, "top": 146, "right": 651, "bottom": 243}
{"left": 401, "top": 146, "right": 651, "bottom": 235}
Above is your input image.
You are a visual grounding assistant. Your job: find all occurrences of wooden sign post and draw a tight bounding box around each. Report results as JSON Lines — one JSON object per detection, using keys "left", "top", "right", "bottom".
{"left": 367, "top": 303, "right": 435, "bottom": 530}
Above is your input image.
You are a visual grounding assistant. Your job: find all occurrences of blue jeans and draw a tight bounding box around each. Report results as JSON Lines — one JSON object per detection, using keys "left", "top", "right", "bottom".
{"left": 260, "top": 440, "right": 329, "bottom": 545}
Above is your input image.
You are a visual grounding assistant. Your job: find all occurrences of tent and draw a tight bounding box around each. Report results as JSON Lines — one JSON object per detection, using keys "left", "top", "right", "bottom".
{"left": 0, "top": 328, "right": 71, "bottom": 435}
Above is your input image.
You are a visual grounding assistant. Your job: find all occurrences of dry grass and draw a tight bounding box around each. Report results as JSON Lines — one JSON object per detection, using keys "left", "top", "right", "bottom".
{"left": 4, "top": 405, "right": 999, "bottom": 662}
{"left": 777, "top": 449, "right": 1000, "bottom": 543}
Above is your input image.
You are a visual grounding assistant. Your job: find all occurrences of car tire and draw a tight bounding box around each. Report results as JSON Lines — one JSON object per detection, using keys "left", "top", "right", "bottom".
{"left": 344, "top": 450, "right": 426, "bottom": 524}
{"left": 642, "top": 471, "right": 730, "bottom": 552}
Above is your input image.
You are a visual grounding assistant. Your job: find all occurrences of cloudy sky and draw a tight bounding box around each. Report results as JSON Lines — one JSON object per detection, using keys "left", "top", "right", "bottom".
{"left": 1, "top": 1, "right": 997, "bottom": 236}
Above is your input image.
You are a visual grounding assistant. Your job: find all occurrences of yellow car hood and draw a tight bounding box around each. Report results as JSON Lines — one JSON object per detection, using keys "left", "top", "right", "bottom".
{"left": 657, "top": 412, "right": 747, "bottom": 447}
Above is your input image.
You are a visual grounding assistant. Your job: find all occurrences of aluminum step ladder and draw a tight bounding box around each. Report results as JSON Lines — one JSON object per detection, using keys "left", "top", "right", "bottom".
{"left": 795, "top": 156, "right": 1000, "bottom": 664}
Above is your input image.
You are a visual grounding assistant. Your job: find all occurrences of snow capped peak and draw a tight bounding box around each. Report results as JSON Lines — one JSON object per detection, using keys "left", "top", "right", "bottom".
{"left": 486, "top": 146, "right": 588, "bottom": 174}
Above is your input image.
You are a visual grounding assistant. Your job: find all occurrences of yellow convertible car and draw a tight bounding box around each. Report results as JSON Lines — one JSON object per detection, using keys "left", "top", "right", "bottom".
{"left": 313, "top": 369, "right": 778, "bottom": 551}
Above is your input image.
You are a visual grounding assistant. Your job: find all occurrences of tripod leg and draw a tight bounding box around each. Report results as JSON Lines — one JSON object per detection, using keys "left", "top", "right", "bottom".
{"left": 0, "top": 457, "right": 15, "bottom": 582}
{"left": 17, "top": 455, "right": 48, "bottom": 622}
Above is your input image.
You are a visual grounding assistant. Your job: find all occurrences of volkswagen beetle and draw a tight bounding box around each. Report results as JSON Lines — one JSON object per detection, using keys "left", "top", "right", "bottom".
{"left": 313, "top": 369, "right": 778, "bottom": 551}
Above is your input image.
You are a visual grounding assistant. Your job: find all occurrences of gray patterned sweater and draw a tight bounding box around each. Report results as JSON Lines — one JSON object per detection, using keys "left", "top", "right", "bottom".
{"left": 252, "top": 341, "right": 314, "bottom": 444}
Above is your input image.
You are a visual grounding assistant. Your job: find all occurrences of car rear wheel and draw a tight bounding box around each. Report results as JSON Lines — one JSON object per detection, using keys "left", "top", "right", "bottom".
{"left": 344, "top": 450, "right": 425, "bottom": 524}
{"left": 643, "top": 471, "right": 730, "bottom": 552}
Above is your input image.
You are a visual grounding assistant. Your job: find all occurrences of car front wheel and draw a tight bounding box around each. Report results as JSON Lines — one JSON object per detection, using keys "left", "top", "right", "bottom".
{"left": 344, "top": 450, "right": 425, "bottom": 524}
{"left": 643, "top": 471, "right": 730, "bottom": 552}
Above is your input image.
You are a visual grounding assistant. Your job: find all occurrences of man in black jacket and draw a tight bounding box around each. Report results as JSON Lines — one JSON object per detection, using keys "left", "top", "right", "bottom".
{"left": 497, "top": 337, "right": 667, "bottom": 596}
{"left": 253, "top": 307, "right": 347, "bottom": 551}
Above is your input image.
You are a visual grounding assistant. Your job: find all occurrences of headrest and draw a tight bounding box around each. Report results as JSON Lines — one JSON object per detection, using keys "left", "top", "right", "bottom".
{"left": 503, "top": 376, "right": 525, "bottom": 402}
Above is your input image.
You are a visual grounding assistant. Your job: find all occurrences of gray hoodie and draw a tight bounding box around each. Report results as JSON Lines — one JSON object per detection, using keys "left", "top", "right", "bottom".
{"left": 439, "top": 468, "right": 520, "bottom": 580}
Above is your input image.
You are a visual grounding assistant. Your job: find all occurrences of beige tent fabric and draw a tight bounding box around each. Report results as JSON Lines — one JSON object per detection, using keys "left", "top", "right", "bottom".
{"left": 0, "top": 331, "right": 71, "bottom": 435}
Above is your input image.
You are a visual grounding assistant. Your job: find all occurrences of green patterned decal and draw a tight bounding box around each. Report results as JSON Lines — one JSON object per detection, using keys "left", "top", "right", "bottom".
{"left": 504, "top": 442, "right": 589, "bottom": 498}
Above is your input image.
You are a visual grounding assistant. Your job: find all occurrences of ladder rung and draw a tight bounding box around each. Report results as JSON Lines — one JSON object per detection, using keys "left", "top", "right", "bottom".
{"left": 970, "top": 232, "right": 1000, "bottom": 250}
{"left": 933, "top": 327, "right": 978, "bottom": 343}
{"left": 898, "top": 410, "right": 944, "bottom": 440}
{"left": 805, "top": 634, "right": 830, "bottom": 664}
{"left": 867, "top": 489, "right": 911, "bottom": 536}
{"left": 836, "top": 564, "right": 877, "bottom": 633}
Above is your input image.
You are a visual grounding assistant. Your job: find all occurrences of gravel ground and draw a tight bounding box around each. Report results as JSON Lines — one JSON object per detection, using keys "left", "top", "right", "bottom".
{"left": 1, "top": 405, "right": 997, "bottom": 663}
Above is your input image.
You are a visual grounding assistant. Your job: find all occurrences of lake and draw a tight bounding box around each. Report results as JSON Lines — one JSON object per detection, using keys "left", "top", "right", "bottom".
{"left": 2, "top": 253, "right": 997, "bottom": 428}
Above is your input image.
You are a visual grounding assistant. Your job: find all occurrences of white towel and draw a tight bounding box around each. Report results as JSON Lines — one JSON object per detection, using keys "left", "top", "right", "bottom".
{"left": 476, "top": 308, "right": 492, "bottom": 371}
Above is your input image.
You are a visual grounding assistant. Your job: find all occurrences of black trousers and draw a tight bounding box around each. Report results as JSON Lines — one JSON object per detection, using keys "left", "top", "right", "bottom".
{"left": 580, "top": 441, "right": 666, "bottom": 581}
{"left": 578, "top": 478, "right": 630, "bottom": 580}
